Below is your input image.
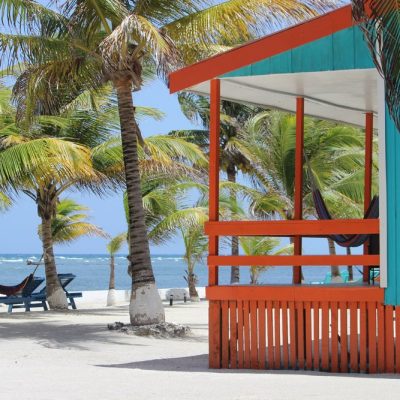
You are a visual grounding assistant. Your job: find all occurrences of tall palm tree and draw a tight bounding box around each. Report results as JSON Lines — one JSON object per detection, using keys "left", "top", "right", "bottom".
{"left": 0, "top": 0, "right": 337, "bottom": 325}
{"left": 106, "top": 232, "right": 127, "bottom": 306}
{"left": 353, "top": 1, "right": 400, "bottom": 131}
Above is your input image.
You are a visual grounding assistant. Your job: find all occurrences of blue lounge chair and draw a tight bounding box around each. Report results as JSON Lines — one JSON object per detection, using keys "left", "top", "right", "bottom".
{"left": 32, "top": 273, "right": 82, "bottom": 310}
{"left": 1, "top": 273, "right": 82, "bottom": 312}
{"left": 0, "top": 276, "right": 46, "bottom": 312}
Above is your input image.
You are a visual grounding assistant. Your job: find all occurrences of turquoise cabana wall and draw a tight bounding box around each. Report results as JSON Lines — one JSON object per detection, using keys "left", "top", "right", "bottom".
{"left": 385, "top": 107, "right": 400, "bottom": 305}
{"left": 222, "top": 26, "right": 374, "bottom": 78}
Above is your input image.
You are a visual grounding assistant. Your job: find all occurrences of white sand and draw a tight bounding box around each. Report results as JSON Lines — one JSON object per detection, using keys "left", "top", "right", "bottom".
{"left": 0, "top": 291, "right": 399, "bottom": 400}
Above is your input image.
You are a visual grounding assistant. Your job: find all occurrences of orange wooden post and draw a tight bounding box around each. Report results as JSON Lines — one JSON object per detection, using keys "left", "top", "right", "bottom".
{"left": 208, "top": 78, "right": 220, "bottom": 287}
{"left": 293, "top": 97, "right": 304, "bottom": 284}
{"left": 363, "top": 112, "right": 373, "bottom": 282}
{"left": 208, "top": 79, "right": 221, "bottom": 369}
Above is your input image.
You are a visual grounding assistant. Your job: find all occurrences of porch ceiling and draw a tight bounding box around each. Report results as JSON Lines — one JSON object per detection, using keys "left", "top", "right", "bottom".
{"left": 187, "top": 69, "right": 378, "bottom": 127}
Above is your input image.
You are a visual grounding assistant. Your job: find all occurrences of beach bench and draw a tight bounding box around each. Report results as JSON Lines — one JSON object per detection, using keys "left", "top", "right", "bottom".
{"left": 32, "top": 273, "right": 82, "bottom": 310}
{"left": 0, "top": 276, "right": 47, "bottom": 312}
{"left": 1, "top": 273, "right": 82, "bottom": 312}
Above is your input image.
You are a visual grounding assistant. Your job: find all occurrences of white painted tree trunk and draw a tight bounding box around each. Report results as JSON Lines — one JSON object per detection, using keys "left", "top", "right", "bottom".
{"left": 129, "top": 282, "right": 165, "bottom": 325}
{"left": 190, "top": 295, "right": 200, "bottom": 302}
{"left": 47, "top": 287, "right": 68, "bottom": 310}
{"left": 107, "top": 289, "right": 117, "bottom": 306}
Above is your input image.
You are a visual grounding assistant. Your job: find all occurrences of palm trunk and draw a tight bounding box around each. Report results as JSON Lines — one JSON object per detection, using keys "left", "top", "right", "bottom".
{"left": 107, "top": 255, "right": 117, "bottom": 306}
{"left": 187, "top": 261, "right": 199, "bottom": 302}
{"left": 328, "top": 238, "right": 341, "bottom": 279}
{"left": 115, "top": 79, "right": 164, "bottom": 325}
{"left": 109, "top": 255, "right": 115, "bottom": 290}
{"left": 41, "top": 215, "right": 68, "bottom": 309}
{"left": 250, "top": 267, "right": 258, "bottom": 285}
{"left": 346, "top": 247, "right": 353, "bottom": 281}
{"left": 227, "top": 164, "right": 240, "bottom": 284}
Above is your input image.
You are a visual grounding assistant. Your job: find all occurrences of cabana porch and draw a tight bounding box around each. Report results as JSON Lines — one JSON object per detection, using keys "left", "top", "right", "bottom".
{"left": 169, "top": 5, "right": 400, "bottom": 373}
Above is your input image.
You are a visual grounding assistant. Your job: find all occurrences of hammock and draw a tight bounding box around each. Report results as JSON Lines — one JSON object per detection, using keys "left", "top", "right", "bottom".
{"left": 0, "top": 274, "right": 34, "bottom": 296}
{"left": 312, "top": 189, "right": 379, "bottom": 247}
{"left": 306, "top": 152, "right": 379, "bottom": 248}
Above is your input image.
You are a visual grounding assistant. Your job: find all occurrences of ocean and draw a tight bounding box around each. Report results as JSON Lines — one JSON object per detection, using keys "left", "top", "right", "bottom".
{"left": 0, "top": 254, "right": 363, "bottom": 290}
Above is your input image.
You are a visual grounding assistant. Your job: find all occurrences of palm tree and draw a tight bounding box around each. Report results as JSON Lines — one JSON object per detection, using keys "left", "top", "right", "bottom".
{"left": 0, "top": 0, "right": 337, "bottom": 325}
{"left": 236, "top": 111, "right": 370, "bottom": 282}
{"left": 106, "top": 233, "right": 127, "bottom": 306}
{"left": 0, "top": 116, "right": 109, "bottom": 310}
{"left": 240, "top": 236, "right": 293, "bottom": 284}
{"left": 352, "top": 1, "right": 400, "bottom": 131}
{"left": 172, "top": 94, "right": 264, "bottom": 284}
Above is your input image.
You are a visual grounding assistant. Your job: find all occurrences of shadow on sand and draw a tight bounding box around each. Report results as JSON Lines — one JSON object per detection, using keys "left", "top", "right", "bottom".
{"left": 97, "top": 354, "right": 400, "bottom": 379}
{"left": 0, "top": 306, "right": 148, "bottom": 350}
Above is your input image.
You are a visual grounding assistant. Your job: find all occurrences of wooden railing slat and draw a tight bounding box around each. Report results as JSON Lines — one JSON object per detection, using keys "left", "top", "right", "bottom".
{"left": 250, "top": 301, "right": 259, "bottom": 369}
{"left": 258, "top": 301, "right": 266, "bottom": 370}
{"left": 237, "top": 301, "right": 244, "bottom": 368}
{"left": 385, "top": 306, "right": 394, "bottom": 373}
{"left": 350, "top": 302, "right": 359, "bottom": 373}
{"left": 312, "top": 302, "right": 320, "bottom": 371}
{"left": 205, "top": 219, "right": 380, "bottom": 237}
{"left": 208, "top": 255, "right": 379, "bottom": 267}
{"left": 274, "top": 301, "right": 281, "bottom": 369}
{"left": 243, "top": 301, "right": 251, "bottom": 368}
{"left": 340, "top": 301, "right": 348, "bottom": 373}
{"left": 331, "top": 302, "right": 339, "bottom": 373}
{"left": 229, "top": 300, "right": 237, "bottom": 369}
{"left": 282, "top": 302, "right": 289, "bottom": 369}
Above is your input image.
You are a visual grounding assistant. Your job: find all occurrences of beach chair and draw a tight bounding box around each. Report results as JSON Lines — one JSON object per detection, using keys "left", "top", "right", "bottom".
{"left": 0, "top": 276, "right": 46, "bottom": 312}
{"left": 32, "top": 273, "right": 82, "bottom": 310}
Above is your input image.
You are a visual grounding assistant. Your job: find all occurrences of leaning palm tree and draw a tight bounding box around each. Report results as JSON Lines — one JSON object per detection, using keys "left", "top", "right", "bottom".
{"left": 0, "top": 0, "right": 337, "bottom": 324}
{"left": 106, "top": 233, "right": 127, "bottom": 306}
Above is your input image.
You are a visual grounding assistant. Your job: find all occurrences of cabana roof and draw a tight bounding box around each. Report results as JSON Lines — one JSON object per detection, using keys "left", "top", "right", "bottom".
{"left": 169, "top": 5, "right": 377, "bottom": 127}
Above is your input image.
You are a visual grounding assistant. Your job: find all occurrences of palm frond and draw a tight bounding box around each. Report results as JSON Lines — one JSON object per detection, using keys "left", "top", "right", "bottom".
{"left": 0, "top": 33, "right": 74, "bottom": 67}
{"left": 0, "top": 0, "right": 67, "bottom": 32}
{"left": 107, "top": 232, "right": 127, "bottom": 255}
{"left": 166, "top": 0, "right": 339, "bottom": 56}
{"left": 0, "top": 137, "right": 94, "bottom": 192}
{"left": 99, "top": 12, "right": 180, "bottom": 81}
{"left": 0, "top": 190, "right": 11, "bottom": 211}
{"left": 142, "top": 135, "right": 208, "bottom": 167}
{"left": 148, "top": 206, "right": 208, "bottom": 244}
{"left": 353, "top": 0, "right": 400, "bottom": 130}
{"left": 38, "top": 198, "right": 108, "bottom": 244}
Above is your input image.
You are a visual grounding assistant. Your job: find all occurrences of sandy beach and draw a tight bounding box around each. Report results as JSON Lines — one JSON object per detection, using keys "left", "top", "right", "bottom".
{"left": 0, "top": 290, "right": 398, "bottom": 400}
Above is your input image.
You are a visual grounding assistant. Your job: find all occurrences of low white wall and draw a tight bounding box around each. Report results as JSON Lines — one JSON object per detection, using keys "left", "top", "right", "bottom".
{"left": 76, "top": 287, "right": 206, "bottom": 308}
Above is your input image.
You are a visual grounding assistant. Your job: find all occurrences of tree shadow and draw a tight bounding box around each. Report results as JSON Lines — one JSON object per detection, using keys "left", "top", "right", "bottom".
{"left": 0, "top": 316, "right": 148, "bottom": 351}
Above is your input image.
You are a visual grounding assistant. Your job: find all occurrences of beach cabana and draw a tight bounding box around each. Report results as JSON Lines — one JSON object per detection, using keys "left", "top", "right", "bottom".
{"left": 169, "top": 4, "right": 399, "bottom": 373}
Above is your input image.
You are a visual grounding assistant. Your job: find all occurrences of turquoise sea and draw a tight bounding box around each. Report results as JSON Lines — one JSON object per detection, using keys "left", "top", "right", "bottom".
{"left": 0, "top": 254, "right": 363, "bottom": 290}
